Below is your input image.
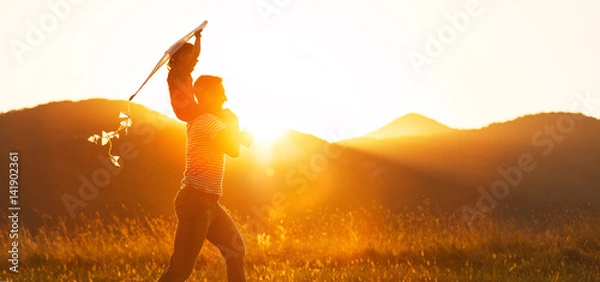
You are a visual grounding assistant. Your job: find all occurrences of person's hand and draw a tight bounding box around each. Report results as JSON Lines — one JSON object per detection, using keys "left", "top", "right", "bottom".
{"left": 192, "top": 29, "right": 202, "bottom": 59}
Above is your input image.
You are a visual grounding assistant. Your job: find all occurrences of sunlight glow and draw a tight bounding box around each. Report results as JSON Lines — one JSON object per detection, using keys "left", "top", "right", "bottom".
{"left": 246, "top": 122, "right": 286, "bottom": 144}
{"left": 217, "top": 31, "right": 367, "bottom": 141}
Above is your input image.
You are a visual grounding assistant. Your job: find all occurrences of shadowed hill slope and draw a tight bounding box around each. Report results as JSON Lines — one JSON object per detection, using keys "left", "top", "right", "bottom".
{"left": 343, "top": 112, "right": 600, "bottom": 212}
{"left": 1, "top": 101, "right": 599, "bottom": 230}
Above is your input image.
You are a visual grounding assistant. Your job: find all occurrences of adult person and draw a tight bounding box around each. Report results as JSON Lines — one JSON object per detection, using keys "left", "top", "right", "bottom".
{"left": 158, "top": 75, "right": 253, "bottom": 282}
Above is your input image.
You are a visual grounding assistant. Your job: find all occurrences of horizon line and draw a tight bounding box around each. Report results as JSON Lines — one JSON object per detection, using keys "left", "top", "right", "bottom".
{"left": 1, "top": 98, "right": 597, "bottom": 142}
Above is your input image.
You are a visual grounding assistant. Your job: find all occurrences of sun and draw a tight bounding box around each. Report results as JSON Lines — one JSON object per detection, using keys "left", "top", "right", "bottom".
{"left": 242, "top": 119, "right": 287, "bottom": 144}
{"left": 215, "top": 30, "right": 365, "bottom": 141}
{"left": 248, "top": 126, "right": 284, "bottom": 143}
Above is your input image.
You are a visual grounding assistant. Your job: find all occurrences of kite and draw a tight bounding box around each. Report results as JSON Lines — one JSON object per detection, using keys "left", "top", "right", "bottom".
{"left": 88, "top": 20, "right": 208, "bottom": 167}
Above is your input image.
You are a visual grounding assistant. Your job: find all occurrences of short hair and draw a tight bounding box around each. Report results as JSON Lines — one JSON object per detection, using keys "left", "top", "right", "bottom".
{"left": 193, "top": 75, "right": 223, "bottom": 99}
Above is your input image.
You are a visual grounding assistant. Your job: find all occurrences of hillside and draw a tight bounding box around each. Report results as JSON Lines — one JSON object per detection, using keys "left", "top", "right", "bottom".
{"left": 0, "top": 99, "right": 188, "bottom": 226}
{"left": 1, "top": 101, "right": 599, "bottom": 230}
{"left": 343, "top": 112, "right": 600, "bottom": 212}
{"left": 363, "top": 113, "right": 456, "bottom": 139}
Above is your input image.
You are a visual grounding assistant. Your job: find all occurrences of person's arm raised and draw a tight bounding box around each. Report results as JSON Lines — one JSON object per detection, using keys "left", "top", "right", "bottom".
{"left": 167, "top": 73, "right": 198, "bottom": 122}
{"left": 166, "top": 32, "right": 203, "bottom": 122}
{"left": 192, "top": 30, "right": 201, "bottom": 60}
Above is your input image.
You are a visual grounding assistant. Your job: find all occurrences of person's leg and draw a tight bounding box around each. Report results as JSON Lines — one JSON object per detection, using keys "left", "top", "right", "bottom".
{"left": 158, "top": 188, "right": 217, "bottom": 282}
{"left": 206, "top": 203, "right": 247, "bottom": 282}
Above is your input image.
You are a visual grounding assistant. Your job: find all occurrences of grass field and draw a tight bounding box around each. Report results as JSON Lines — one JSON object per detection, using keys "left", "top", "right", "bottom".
{"left": 2, "top": 205, "right": 599, "bottom": 281}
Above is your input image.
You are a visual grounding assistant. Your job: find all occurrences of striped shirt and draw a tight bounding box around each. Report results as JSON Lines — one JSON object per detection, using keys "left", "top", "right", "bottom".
{"left": 181, "top": 113, "right": 227, "bottom": 196}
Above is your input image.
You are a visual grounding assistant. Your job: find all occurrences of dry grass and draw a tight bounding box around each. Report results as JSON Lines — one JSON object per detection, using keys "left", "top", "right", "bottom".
{"left": 2, "top": 206, "right": 599, "bottom": 281}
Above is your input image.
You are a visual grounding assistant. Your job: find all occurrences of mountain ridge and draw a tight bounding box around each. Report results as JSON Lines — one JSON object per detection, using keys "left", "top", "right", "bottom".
{"left": 2, "top": 99, "right": 599, "bottom": 230}
{"left": 362, "top": 112, "right": 456, "bottom": 139}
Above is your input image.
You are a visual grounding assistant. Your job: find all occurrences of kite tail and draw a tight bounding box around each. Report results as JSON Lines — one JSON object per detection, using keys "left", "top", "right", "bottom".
{"left": 88, "top": 20, "right": 207, "bottom": 167}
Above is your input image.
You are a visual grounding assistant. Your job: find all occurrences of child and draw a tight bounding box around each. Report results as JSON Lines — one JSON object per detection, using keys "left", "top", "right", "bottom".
{"left": 166, "top": 30, "right": 202, "bottom": 122}
{"left": 167, "top": 31, "right": 252, "bottom": 151}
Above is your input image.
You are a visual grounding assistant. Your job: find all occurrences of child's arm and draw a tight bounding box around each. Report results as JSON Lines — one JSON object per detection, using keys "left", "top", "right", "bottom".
{"left": 167, "top": 73, "right": 197, "bottom": 122}
{"left": 192, "top": 30, "right": 201, "bottom": 61}
{"left": 167, "top": 32, "right": 203, "bottom": 122}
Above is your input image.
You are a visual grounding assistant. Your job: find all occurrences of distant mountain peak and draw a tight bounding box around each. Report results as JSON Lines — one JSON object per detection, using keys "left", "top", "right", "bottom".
{"left": 400, "top": 112, "right": 430, "bottom": 119}
{"left": 363, "top": 113, "right": 455, "bottom": 139}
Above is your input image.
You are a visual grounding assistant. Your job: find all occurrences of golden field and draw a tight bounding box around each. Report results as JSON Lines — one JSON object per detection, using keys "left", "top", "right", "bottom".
{"left": 2, "top": 205, "right": 599, "bottom": 281}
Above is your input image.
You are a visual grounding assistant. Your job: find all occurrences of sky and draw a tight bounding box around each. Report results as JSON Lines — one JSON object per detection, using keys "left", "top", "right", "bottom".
{"left": 1, "top": 0, "right": 600, "bottom": 141}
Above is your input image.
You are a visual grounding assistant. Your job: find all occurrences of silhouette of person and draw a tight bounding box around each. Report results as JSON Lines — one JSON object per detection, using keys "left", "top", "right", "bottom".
{"left": 158, "top": 68, "right": 253, "bottom": 280}
{"left": 165, "top": 29, "right": 245, "bottom": 130}
{"left": 166, "top": 30, "right": 202, "bottom": 122}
